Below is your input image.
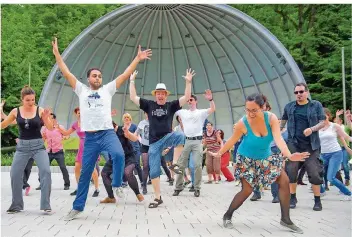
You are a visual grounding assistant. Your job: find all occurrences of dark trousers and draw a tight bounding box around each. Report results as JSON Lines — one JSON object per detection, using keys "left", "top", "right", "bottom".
{"left": 23, "top": 158, "right": 34, "bottom": 189}
{"left": 39, "top": 150, "right": 70, "bottom": 187}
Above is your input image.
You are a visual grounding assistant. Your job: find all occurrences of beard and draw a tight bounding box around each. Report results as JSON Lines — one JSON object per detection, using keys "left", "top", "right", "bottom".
{"left": 89, "top": 81, "right": 102, "bottom": 90}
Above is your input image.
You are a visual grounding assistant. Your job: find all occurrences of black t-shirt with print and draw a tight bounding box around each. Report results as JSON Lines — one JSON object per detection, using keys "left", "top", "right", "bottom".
{"left": 139, "top": 98, "right": 181, "bottom": 144}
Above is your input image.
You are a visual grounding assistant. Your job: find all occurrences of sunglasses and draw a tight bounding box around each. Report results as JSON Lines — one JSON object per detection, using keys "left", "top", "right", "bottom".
{"left": 294, "top": 90, "right": 306, "bottom": 95}
{"left": 24, "top": 119, "right": 29, "bottom": 129}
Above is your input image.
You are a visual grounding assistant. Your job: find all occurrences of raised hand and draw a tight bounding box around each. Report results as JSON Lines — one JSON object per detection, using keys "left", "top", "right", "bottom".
{"left": 336, "top": 109, "right": 344, "bottom": 117}
{"left": 289, "top": 152, "right": 310, "bottom": 161}
{"left": 111, "top": 109, "right": 117, "bottom": 117}
{"left": 137, "top": 45, "right": 152, "bottom": 61}
{"left": 42, "top": 108, "right": 51, "bottom": 119}
{"left": 182, "top": 68, "right": 196, "bottom": 83}
{"left": 204, "top": 89, "right": 213, "bottom": 101}
{"left": 0, "top": 100, "right": 5, "bottom": 112}
{"left": 345, "top": 110, "right": 351, "bottom": 121}
{"left": 130, "top": 70, "right": 138, "bottom": 81}
{"left": 52, "top": 37, "right": 60, "bottom": 55}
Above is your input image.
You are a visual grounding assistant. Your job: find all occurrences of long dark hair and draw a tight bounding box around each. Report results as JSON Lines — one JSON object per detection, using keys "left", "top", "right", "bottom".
{"left": 246, "top": 93, "right": 267, "bottom": 108}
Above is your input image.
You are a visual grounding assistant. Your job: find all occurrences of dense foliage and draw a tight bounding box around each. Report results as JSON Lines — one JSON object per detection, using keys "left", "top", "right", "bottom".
{"left": 1, "top": 4, "right": 351, "bottom": 146}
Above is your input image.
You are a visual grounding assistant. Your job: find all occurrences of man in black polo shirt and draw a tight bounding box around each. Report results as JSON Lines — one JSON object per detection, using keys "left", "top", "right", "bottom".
{"left": 281, "top": 83, "right": 325, "bottom": 211}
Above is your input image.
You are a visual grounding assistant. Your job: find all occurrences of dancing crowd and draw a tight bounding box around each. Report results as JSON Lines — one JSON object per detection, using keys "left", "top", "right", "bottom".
{"left": 1, "top": 38, "right": 351, "bottom": 235}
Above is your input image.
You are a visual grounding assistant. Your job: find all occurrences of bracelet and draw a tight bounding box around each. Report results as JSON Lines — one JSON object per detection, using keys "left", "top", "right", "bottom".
{"left": 130, "top": 80, "right": 135, "bottom": 83}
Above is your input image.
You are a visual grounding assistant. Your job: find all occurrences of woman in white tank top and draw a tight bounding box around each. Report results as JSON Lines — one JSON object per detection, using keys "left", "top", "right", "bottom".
{"left": 319, "top": 108, "right": 352, "bottom": 199}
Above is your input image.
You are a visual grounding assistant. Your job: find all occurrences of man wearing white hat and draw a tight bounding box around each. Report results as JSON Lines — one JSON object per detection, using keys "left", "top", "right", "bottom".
{"left": 129, "top": 69, "right": 195, "bottom": 208}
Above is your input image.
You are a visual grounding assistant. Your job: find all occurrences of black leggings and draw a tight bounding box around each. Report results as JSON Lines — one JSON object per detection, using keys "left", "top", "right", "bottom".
{"left": 102, "top": 160, "right": 140, "bottom": 198}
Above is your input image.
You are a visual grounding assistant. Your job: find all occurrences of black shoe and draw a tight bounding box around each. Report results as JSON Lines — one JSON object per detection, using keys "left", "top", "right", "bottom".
{"left": 70, "top": 190, "right": 77, "bottom": 196}
{"left": 147, "top": 180, "right": 152, "bottom": 185}
{"left": 189, "top": 186, "right": 195, "bottom": 192}
{"left": 169, "top": 178, "right": 174, "bottom": 186}
{"left": 172, "top": 190, "right": 182, "bottom": 196}
{"left": 7, "top": 209, "right": 20, "bottom": 214}
{"left": 194, "top": 190, "right": 200, "bottom": 197}
{"left": 290, "top": 197, "right": 297, "bottom": 209}
{"left": 35, "top": 186, "right": 41, "bottom": 190}
{"left": 313, "top": 201, "right": 322, "bottom": 211}
{"left": 92, "top": 190, "right": 99, "bottom": 197}
{"left": 272, "top": 196, "right": 280, "bottom": 203}
{"left": 64, "top": 186, "right": 70, "bottom": 190}
{"left": 142, "top": 186, "right": 147, "bottom": 195}
{"left": 250, "top": 193, "right": 261, "bottom": 201}
{"left": 297, "top": 181, "right": 307, "bottom": 185}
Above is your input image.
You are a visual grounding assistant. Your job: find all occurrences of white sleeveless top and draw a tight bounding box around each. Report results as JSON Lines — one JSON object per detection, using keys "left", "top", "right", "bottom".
{"left": 319, "top": 122, "right": 341, "bottom": 154}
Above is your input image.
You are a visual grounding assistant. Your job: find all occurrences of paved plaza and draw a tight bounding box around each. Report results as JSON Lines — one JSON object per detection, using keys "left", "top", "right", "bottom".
{"left": 1, "top": 171, "right": 351, "bottom": 237}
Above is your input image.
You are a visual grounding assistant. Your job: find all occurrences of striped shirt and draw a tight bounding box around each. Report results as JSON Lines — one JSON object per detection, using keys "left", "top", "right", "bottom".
{"left": 204, "top": 130, "right": 221, "bottom": 152}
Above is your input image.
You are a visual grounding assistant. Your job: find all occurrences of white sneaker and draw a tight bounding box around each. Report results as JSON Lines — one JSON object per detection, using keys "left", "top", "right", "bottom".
{"left": 340, "top": 196, "right": 351, "bottom": 201}
{"left": 64, "top": 210, "right": 82, "bottom": 221}
{"left": 113, "top": 187, "right": 124, "bottom": 198}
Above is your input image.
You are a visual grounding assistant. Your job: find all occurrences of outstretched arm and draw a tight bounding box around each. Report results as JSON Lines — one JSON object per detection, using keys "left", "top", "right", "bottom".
{"left": 216, "top": 122, "right": 244, "bottom": 156}
{"left": 204, "top": 90, "right": 215, "bottom": 114}
{"left": 52, "top": 37, "right": 77, "bottom": 89}
{"left": 335, "top": 124, "right": 352, "bottom": 142}
{"left": 115, "top": 45, "right": 152, "bottom": 89}
{"left": 1, "top": 101, "right": 16, "bottom": 125}
{"left": 1, "top": 108, "right": 17, "bottom": 129}
{"left": 179, "top": 68, "right": 195, "bottom": 107}
{"left": 129, "top": 70, "right": 140, "bottom": 106}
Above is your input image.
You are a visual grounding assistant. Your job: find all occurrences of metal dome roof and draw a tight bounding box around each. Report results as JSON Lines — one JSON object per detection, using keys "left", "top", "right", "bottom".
{"left": 39, "top": 4, "right": 305, "bottom": 134}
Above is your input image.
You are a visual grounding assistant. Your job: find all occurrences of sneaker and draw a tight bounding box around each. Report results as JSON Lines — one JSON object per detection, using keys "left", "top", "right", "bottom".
{"left": 204, "top": 181, "right": 212, "bottom": 184}
{"left": 340, "top": 196, "right": 352, "bottom": 201}
{"left": 223, "top": 218, "right": 234, "bottom": 229}
{"left": 280, "top": 220, "right": 303, "bottom": 234}
{"left": 142, "top": 186, "right": 147, "bottom": 195}
{"left": 137, "top": 194, "right": 144, "bottom": 202}
{"left": 189, "top": 186, "right": 195, "bottom": 192}
{"left": 121, "top": 182, "right": 128, "bottom": 188}
{"left": 172, "top": 190, "right": 182, "bottom": 196}
{"left": 147, "top": 180, "right": 152, "bottom": 185}
{"left": 272, "top": 196, "right": 280, "bottom": 203}
{"left": 92, "top": 190, "right": 99, "bottom": 197}
{"left": 44, "top": 209, "right": 52, "bottom": 213}
{"left": 194, "top": 190, "right": 200, "bottom": 197}
{"left": 35, "top": 186, "right": 41, "bottom": 190}
{"left": 6, "top": 209, "right": 20, "bottom": 214}
{"left": 64, "top": 186, "right": 70, "bottom": 190}
{"left": 113, "top": 187, "right": 124, "bottom": 198}
{"left": 64, "top": 210, "right": 82, "bottom": 221}
{"left": 100, "top": 197, "right": 116, "bottom": 204}
{"left": 25, "top": 186, "right": 31, "bottom": 196}
{"left": 70, "top": 190, "right": 77, "bottom": 196}
{"left": 250, "top": 193, "right": 261, "bottom": 201}
{"left": 290, "top": 197, "right": 297, "bottom": 209}
{"left": 313, "top": 201, "right": 322, "bottom": 211}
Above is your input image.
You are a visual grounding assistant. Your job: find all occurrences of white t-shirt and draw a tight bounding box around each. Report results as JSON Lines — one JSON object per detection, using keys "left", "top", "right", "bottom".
{"left": 74, "top": 80, "right": 116, "bottom": 131}
{"left": 176, "top": 109, "right": 208, "bottom": 137}
{"left": 137, "top": 119, "right": 149, "bottom": 146}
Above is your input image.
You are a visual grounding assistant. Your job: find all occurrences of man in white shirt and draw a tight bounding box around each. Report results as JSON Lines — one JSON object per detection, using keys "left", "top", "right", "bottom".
{"left": 172, "top": 91, "right": 215, "bottom": 197}
{"left": 51, "top": 38, "right": 152, "bottom": 221}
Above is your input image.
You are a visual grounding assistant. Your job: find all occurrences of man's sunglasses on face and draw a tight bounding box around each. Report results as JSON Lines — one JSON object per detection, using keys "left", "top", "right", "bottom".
{"left": 294, "top": 90, "right": 306, "bottom": 95}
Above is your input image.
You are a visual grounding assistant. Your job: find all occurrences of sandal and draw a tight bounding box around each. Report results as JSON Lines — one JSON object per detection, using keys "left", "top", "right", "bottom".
{"left": 169, "top": 164, "right": 183, "bottom": 174}
{"left": 148, "top": 197, "right": 163, "bottom": 208}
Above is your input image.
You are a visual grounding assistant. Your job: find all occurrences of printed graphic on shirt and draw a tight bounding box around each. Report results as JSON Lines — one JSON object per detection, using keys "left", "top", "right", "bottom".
{"left": 152, "top": 108, "right": 168, "bottom": 117}
{"left": 87, "top": 92, "right": 103, "bottom": 108}
{"left": 143, "top": 125, "right": 149, "bottom": 140}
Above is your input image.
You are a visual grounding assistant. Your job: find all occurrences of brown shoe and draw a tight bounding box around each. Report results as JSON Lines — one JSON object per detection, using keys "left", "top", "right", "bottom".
{"left": 345, "top": 180, "right": 350, "bottom": 186}
{"left": 100, "top": 197, "right": 116, "bottom": 204}
{"left": 137, "top": 194, "right": 144, "bottom": 202}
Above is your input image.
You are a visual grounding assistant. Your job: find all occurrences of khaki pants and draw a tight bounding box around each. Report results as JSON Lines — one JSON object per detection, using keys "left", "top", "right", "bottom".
{"left": 175, "top": 139, "right": 203, "bottom": 190}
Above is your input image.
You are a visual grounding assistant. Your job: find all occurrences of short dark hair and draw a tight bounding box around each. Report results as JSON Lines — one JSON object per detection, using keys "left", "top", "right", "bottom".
{"left": 246, "top": 93, "right": 267, "bottom": 108}
{"left": 191, "top": 95, "right": 197, "bottom": 101}
{"left": 87, "top": 68, "right": 102, "bottom": 78}
{"left": 295, "top": 82, "right": 308, "bottom": 91}
{"left": 206, "top": 121, "right": 213, "bottom": 126}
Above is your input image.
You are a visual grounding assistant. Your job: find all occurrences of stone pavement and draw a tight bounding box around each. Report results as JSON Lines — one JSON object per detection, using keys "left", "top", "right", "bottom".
{"left": 1, "top": 172, "right": 351, "bottom": 237}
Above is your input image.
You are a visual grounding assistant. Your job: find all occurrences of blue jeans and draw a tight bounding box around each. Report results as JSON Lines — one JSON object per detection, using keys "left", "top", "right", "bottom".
{"left": 253, "top": 183, "right": 279, "bottom": 198}
{"left": 342, "top": 147, "right": 350, "bottom": 181}
{"left": 321, "top": 151, "right": 351, "bottom": 196}
{"left": 73, "top": 129, "right": 125, "bottom": 211}
{"left": 188, "top": 153, "right": 195, "bottom": 184}
{"left": 148, "top": 132, "right": 185, "bottom": 179}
